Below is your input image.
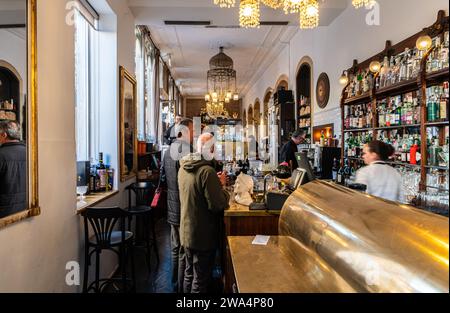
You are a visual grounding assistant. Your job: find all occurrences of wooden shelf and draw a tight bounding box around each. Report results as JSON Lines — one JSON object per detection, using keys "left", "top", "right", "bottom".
{"left": 374, "top": 124, "right": 421, "bottom": 130}
{"left": 343, "top": 128, "right": 372, "bottom": 132}
{"left": 299, "top": 114, "right": 311, "bottom": 118}
{"left": 340, "top": 11, "right": 449, "bottom": 197}
{"left": 425, "top": 185, "right": 449, "bottom": 192}
{"left": 385, "top": 160, "right": 421, "bottom": 168}
{"left": 424, "top": 165, "right": 449, "bottom": 171}
{"left": 425, "top": 68, "right": 450, "bottom": 85}
{"left": 343, "top": 93, "right": 371, "bottom": 105}
{"left": 0, "top": 108, "right": 16, "bottom": 112}
{"left": 375, "top": 78, "right": 419, "bottom": 97}
{"left": 425, "top": 121, "right": 449, "bottom": 127}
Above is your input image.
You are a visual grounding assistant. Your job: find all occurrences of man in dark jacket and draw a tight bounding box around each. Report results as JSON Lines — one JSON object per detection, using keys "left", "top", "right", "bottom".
{"left": 178, "top": 133, "right": 230, "bottom": 293}
{"left": 0, "top": 120, "right": 27, "bottom": 218}
{"left": 160, "top": 118, "right": 193, "bottom": 293}
{"left": 279, "top": 129, "right": 307, "bottom": 171}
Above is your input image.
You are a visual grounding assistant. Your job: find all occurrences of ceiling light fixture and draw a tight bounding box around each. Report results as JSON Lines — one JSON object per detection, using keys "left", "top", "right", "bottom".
{"left": 283, "top": 0, "right": 303, "bottom": 14}
{"left": 213, "top": 0, "right": 365, "bottom": 29}
{"left": 239, "top": 0, "right": 260, "bottom": 28}
{"left": 204, "top": 47, "right": 239, "bottom": 118}
{"left": 261, "top": 0, "right": 284, "bottom": 9}
{"left": 300, "top": 0, "right": 319, "bottom": 29}
{"left": 214, "top": 0, "right": 236, "bottom": 8}
{"left": 352, "top": 0, "right": 371, "bottom": 9}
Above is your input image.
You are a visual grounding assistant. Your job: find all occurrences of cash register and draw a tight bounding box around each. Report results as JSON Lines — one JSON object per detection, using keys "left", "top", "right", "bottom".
{"left": 250, "top": 152, "right": 316, "bottom": 210}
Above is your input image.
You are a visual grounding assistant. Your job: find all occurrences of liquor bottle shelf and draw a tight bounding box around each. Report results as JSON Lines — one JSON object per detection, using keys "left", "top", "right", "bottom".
{"left": 425, "top": 68, "right": 450, "bottom": 85}
{"left": 375, "top": 78, "right": 419, "bottom": 97}
{"left": 0, "top": 108, "right": 16, "bottom": 112}
{"left": 425, "top": 185, "right": 449, "bottom": 192}
{"left": 343, "top": 128, "right": 372, "bottom": 133}
{"left": 385, "top": 160, "right": 421, "bottom": 168}
{"left": 425, "top": 121, "right": 449, "bottom": 127}
{"left": 343, "top": 93, "right": 371, "bottom": 105}
{"left": 374, "top": 124, "right": 421, "bottom": 130}
{"left": 424, "top": 165, "right": 449, "bottom": 171}
{"left": 346, "top": 157, "right": 422, "bottom": 168}
{"left": 299, "top": 114, "right": 311, "bottom": 118}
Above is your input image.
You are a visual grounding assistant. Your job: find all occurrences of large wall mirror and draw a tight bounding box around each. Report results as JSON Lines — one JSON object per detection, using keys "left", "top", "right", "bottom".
{"left": 119, "top": 66, "right": 137, "bottom": 182}
{"left": 0, "top": 0, "right": 38, "bottom": 228}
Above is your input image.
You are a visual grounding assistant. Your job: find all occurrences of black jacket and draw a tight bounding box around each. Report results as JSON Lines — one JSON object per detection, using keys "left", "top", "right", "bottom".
{"left": 280, "top": 139, "right": 299, "bottom": 170}
{"left": 0, "top": 142, "right": 27, "bottom": 218}
{"left": 161, "top": 140, "right": 193, "bottom": 225}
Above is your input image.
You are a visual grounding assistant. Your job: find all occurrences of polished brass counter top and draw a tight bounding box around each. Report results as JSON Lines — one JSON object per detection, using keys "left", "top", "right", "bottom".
{"left": 228, "top": 236, "right": 355, "bottom": 293}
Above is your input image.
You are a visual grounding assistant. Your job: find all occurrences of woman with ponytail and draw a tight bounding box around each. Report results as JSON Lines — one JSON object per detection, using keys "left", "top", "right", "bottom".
{"left": 355, "top": 140, "right": 405, "bottom": 203}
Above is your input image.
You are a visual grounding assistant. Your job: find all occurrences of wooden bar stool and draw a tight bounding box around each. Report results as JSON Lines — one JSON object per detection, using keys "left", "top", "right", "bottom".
{"left": 82, "top": 207, "right": 136, "bottom": 293}
{"left": 125, "top": 182, "right": 160, "bottom": 273}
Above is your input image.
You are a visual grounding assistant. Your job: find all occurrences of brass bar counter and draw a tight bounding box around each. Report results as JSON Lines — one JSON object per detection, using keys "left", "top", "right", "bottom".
{"left": 227, "top": 180, "right": 449, "bottom": 293}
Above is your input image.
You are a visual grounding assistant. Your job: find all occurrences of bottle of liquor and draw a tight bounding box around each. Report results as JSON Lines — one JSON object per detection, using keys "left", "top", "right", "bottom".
{"left": 439, "top": 84, "right": 448, "bottom": 121}
{"left": 441, "top": 31, "right": 449, "bottom": 69}
{"left": 343, "top": 159, "right": 351, "bottom": 186}
{"left": 410, "top": 139, "right": 419, "bottom": 165}
{"left": 427, "top": 87, "right": 440, "bottom": 122}
{"left": 379, "top": 56, "right": 390, "bottom": 88}
{"left": 332, "top": 158, "right": 339, "bottom": 181}
{"left": 344, "top": 106, "right": 350, "bottom": 130}
{"left": 366, "top": 103, "right": 372, "bottom": 127}
{"left": 96, "top": 152, "right": 107, "bottom": 192}
{"left": 428, "top": 138, "right": 442, "bottom": 166}
{"left": 337, "top": 161, "right": 344, "bottom": 185}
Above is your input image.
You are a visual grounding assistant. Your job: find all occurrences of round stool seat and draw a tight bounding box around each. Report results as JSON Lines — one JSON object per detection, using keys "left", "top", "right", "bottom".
{"left": 89, "top": 231, "right": 133, "bottom": 246}
{"left": 127, "top": 205, "right": 152, "bottom": 215}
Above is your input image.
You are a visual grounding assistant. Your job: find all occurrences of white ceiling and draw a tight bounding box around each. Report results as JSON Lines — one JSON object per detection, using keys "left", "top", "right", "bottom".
{"left": 128, "top": 0, "right": 349, "bottom": 97}
{"left": 0, "top": 0, "right": 26, "bottom": 25}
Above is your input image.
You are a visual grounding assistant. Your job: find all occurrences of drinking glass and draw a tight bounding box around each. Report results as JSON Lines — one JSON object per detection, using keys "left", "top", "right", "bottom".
{"left": 77, "top": 186, "right": 88, "bottom": 202}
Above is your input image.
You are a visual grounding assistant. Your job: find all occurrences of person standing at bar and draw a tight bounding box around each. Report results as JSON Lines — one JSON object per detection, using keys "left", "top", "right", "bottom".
{"left": 355, "top": 140, "right": 405, "bottom": 203}
{"left": 160, "top": 118, "right": 193, "bottom": 293}
{"left": 279, "top": 129, "right": 307, "bottom": 171}
{"left": 0, "top": 120, "right": 27, "bottom": 218}
{"left": 164, "top": 115, "right": 182, "bottom": 145}
{"left": 178, "top": 133, "right": 230, "bottom": 293}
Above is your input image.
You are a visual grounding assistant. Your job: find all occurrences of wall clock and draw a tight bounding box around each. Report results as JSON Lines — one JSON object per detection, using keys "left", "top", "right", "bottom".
{"left": 316, "top": 72, "right": 330, "bottom": 109}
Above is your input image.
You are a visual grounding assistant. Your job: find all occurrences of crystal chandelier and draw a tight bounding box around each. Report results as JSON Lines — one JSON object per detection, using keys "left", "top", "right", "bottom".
{"left": 261, "top": 0, "right": 284, "bottom": 9}
{"left": 352, "top": 0, "right": 371, "bottom": 9}
{"left": 239, "top": 0, "right": 260, "bottom": 28}
{"left": 300, "top": 0, "right": 319, "bottom": 29}
{"left": 214, "top": 0, "right": 236, "bottom": 8}
{"left": 213, "top": 0, "right": 364, "bottom": 29}
{"left": 283, "top": 0, "right": 303, "bottom": 14}
{"left": 204, "top": 47, "right": 239, "bottom": 118}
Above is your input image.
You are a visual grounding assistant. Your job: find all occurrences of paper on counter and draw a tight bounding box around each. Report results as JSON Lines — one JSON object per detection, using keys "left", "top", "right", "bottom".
{"left": 252, "top": 235, "right": 270, "bottom": 246}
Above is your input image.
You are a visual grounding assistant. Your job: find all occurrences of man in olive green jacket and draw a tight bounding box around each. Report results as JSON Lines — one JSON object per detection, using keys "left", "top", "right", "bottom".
{"left": 178, "top": 133, "right": 230, "bottom": 293}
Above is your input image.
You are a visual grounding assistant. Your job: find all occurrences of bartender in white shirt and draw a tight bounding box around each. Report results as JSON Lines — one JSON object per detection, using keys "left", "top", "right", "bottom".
{"left": 355, "top": 140, "right": 405, "bottom": 203}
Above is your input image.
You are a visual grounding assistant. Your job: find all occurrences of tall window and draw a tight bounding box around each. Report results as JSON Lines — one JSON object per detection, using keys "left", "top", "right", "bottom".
{"left": 135, "top": 27, "right": 157, "bottom": 143}
{"left": 74, "top": 9, "right": 98, "bottom": 162}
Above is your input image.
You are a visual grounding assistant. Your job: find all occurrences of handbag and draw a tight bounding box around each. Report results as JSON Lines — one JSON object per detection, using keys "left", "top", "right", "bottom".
{"left": 151, "top": 174, "right": 167, "bottom": 209}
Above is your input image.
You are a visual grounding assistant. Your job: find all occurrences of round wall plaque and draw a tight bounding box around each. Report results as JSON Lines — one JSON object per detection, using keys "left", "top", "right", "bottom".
{"left": 316, "top": 72, "right": 330, "bottom": 109}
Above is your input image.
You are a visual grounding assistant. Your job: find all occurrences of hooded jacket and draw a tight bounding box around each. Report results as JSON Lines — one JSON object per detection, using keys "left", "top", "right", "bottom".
{"left": 178, "top": 153, "right": 230, "bottom": 251}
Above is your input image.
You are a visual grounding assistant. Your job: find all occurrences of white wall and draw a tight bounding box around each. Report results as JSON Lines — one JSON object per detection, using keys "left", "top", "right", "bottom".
{"left": 243, "top": 0, "right": 450, "bottom": 138}
{"left": 0, "top": 0, "right": 136, "bottom": 292}
{"left": 0, "top": 29, "right": 26, "bottom": 82}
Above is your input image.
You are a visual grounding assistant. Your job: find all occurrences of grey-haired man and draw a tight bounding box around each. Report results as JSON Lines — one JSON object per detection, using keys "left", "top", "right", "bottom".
{"left": 0, "top": 120, "right": 27, "bottom": 218}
